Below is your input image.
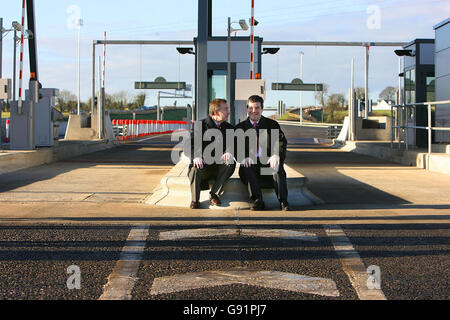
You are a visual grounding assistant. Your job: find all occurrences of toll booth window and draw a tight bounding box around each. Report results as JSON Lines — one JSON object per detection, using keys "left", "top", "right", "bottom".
{"left": 208, "top": 70, "right": 227, "bottom": 102}
{"left": 405, "top": 69, "right": 416, "bottom": 104}
{"left": 426, "top": 77, "right": 435, "bottom": 102}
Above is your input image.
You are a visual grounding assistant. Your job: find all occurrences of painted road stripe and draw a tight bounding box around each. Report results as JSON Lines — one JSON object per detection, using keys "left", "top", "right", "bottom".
{"left": 150, "top": 268, "right": 339, "bottom": 297}
{"left": 99, "top": 226, "right": 149, "bottom": 300}
{"left": 324, "top": 225, "right": 386, "bottom": 300}
{"left": 159, "top": 228, "right": 318, "bottom": 242}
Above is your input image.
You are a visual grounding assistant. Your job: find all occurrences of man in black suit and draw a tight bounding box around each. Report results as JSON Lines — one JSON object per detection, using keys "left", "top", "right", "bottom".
{"left": 188, "top": 99, "right": 236, "bottom": 209}
{"left": 235, "top": 95, "right": 289, "bottom": 211}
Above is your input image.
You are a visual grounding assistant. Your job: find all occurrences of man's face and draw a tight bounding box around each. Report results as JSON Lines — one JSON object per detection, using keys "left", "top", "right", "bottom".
{"left": 214, "top": 103, "right": 230, "bottom": 123}
{"left": 247, "top": 101, "right": 263, "bottom": 122}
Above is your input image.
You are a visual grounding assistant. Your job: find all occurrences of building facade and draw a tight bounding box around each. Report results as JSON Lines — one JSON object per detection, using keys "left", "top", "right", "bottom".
{"left": 434, "top": 18, "right": 450, "bottom": 142}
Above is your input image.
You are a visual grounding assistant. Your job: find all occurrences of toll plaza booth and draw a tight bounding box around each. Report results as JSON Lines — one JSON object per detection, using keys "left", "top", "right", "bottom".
{"left": 195, "top": 36, "right": 263, "bottom": 125}
{"left": 402, "top": 39, "right": 435, "bottom": 148}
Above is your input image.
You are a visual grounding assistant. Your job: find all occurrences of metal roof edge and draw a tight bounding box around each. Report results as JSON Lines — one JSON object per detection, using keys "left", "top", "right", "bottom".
{"left": 434, "top": 18, "right": 450, "bottom": 30}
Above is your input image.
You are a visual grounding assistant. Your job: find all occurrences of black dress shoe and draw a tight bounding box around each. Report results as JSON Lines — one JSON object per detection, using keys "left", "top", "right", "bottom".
{"left": 190, "top": 201, "right": 200, "bottom": 209}
{"left": 210, "top": 194, "right": 222, "bottom": 207}
{"left": 280, "top": 201, "right": 290, "bottom": 211}
{"left": 251, "top": 200, "right": 266, "bottom": 211}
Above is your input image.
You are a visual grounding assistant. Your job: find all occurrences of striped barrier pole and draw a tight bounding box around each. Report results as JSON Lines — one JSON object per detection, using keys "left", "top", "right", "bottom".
{"left": 18, "top": 0, "right": 26, "bottom": 112}
{"left": 5, "top": 119, "right": 10, "bottom": 143}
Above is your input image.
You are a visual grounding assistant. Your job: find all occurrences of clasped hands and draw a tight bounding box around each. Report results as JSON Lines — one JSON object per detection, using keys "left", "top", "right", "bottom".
{"left": 194, "top": 154, "right": 280, "bottom": 170}
{"left": 241, "top": 155, "right": 280, "bottom": 171}
{"left": 193, "top": 152, "right": 235, "bottom": 169}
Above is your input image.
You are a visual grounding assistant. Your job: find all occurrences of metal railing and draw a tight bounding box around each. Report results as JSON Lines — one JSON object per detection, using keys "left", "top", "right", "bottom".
{"left": 391, "top": 100, "right": 450, "bottom": 155}
{"left": 327, "top": 125, "right": 343, "bottom": 140}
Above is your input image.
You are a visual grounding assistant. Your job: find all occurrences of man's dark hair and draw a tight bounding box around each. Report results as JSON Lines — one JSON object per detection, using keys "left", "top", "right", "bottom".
{"left": 209, "top": 99, "right": 228, "bottom": 117}
{"left": 247, "top": 95, "right": 264, "bottom": 109}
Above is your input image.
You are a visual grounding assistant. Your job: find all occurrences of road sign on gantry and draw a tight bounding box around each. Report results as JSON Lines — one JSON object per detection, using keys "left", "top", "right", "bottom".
{"left": 272, "top": 79, "right": 323, "bottom": 92}
{"left": 135, "top": 77, "right": 187, "bottom": 90}
{"left": 135, "top": 82, "right": 187, "bottom": 90}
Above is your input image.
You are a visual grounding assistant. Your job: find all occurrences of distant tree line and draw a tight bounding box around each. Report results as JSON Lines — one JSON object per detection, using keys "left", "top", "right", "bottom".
{"left": 55, "top": 90, "right": 147, "bottom": 113}
{"left": 310, "top": 84, "right": 398, "bottom": 123}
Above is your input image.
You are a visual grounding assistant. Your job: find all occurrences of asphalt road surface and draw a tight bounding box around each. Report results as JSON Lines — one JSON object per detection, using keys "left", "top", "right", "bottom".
{"left": 0, "top": 133, "right": 448, "bottom": 303}
{"left": 0, "top": 223, "right": 447, "bottom": 300}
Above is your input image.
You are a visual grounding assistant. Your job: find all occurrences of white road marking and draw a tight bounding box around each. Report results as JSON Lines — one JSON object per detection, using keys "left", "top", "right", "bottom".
{"left": 99, "top": 226, "right": 149, "bottom": 300}
{"left": 324, "top": 225, "right": 386, "bottom": 300}
{"left": 160, "top": 228, "right": 236, "bottom": 241}
{"left": 150, "top": 268, "right": 339, "bottom": 297}
{"left": 159, "top": 228, "right": 318, "bottom": 242}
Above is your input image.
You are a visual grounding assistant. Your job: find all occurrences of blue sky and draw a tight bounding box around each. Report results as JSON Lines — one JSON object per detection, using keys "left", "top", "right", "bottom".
{"left": 1, "top": 0, "right": 449, "bottom": 108}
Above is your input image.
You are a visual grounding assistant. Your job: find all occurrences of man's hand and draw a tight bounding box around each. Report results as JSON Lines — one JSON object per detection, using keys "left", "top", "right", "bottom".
{"left": 222, "top": 152, "right": 234, "bottom": 164}
{"left": 193, "top": 157, "right": 204, "bottom": 169}
{"left": 242, "top": 157, "right": 255, "bottom": 168}
{"left": 267, "top": 155, "right": 280, "bottom": 171}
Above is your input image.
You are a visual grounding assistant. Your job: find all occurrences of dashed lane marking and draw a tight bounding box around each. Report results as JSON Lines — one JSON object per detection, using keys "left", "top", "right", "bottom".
{"left": 99, "top": 226, "right": 149, "bottom": 300}
{"left": 324, "top": 225, "right": 386, "bottom": 300}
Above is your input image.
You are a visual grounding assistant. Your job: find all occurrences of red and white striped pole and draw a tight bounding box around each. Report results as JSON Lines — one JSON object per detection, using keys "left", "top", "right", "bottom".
{"left": 18, "top": 0, "right": 26, "bottom": 112}
{"left": 102, "top": 31, "right": 106, "bottom": 88}
{"left": 250, "top": 0, "right": 255, "bottom": 79}
{"left": 5, "top": 119, "right": 10, "bottom": 143}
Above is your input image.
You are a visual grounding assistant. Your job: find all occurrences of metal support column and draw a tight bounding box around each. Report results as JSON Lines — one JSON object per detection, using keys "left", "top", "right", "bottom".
{"left": 196, "top": 0, "right": 210, "bottom": 121}
{"left": 91, "top": 41, "right": 96, "bottom": 113}
{"left": 13, "top": 29, "right": 17, "bottom": 100}
{"left": 227, "top": 17, "right": 233, "bottom": 124}
{"left": 364, "top": 45, "right": 369, "bottom": 119}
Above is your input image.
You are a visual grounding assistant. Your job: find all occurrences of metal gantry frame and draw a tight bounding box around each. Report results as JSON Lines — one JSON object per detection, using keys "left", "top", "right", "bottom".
{"left": 89, "top": 39, "right": 407, "bottom": 139}
{"left": 90, "top": 39, "right": 407, "bottom": 113}
{"left": 90, "top": 40, "right": 194, "bottom": 113}
{"left": 263, "top": 41, "right": 407, "bottom": 120}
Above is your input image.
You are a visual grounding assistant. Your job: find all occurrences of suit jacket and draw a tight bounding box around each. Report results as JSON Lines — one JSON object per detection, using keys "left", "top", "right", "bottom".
{"left": 189, "top": 116, "right": 235, "bottom": 162}
{"left": 234, "top": 116, "right": 287, "bottom": 163}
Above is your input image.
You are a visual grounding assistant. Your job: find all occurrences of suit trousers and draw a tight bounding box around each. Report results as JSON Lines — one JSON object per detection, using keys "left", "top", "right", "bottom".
{"left": 239, "top": 162, "right": 288, "bottom": 203}
{"left": 189, "top": 163, "right": 236, "bottom": 202}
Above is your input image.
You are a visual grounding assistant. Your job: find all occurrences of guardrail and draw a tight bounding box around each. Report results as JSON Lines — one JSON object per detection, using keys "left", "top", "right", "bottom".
{"left": 391, "top": 100, "right": 450, "bottom": 155}
{"left": 327, "top": 125, "right": 343, "bottom": 140}
{"left": 112, "top": 119, "right": 190, "bottom": 141}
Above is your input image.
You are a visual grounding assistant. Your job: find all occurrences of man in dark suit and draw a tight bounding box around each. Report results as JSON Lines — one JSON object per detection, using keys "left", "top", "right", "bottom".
{"left": 188, "top": 99, "right": 236, "bottom": 209}
{"left": 235, "top": 95, "right": 289, "bottom": 211}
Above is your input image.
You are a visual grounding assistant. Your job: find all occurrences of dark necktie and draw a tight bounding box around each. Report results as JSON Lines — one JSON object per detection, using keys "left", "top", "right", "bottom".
{"left": 253, "top": 122, "right": 259, "bottom": 157}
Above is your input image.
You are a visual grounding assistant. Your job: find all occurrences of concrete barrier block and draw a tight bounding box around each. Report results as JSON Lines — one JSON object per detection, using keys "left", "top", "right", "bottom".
{"left": 146, "top": 161, "right": 323, "bottom": 210}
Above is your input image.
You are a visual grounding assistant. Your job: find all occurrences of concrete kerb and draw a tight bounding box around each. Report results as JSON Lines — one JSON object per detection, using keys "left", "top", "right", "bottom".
{"left": 0, "top": 140, "right": 116, "bottom": 175}
{"left": 146, "top": 157, "right": 324, "bottom": 210}
{"left": 342, "top": 141, "right": 450, "bottom": 175}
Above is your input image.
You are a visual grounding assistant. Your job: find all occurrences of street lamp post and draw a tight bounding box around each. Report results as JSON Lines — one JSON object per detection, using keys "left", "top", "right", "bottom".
{"left": 227, "top": 18, "right": 248, "bottom": 125}
{"left": 77, "top": 18, "right": 83, "bottom": 115}
{"left": 299, "top": 51, "right": 304, "bottom": 124}
{"left": 0, "top": 20, "right": 26, "bottom": 101}
{"left": 0, "top": 18, "right": 3, "bottom": 79}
